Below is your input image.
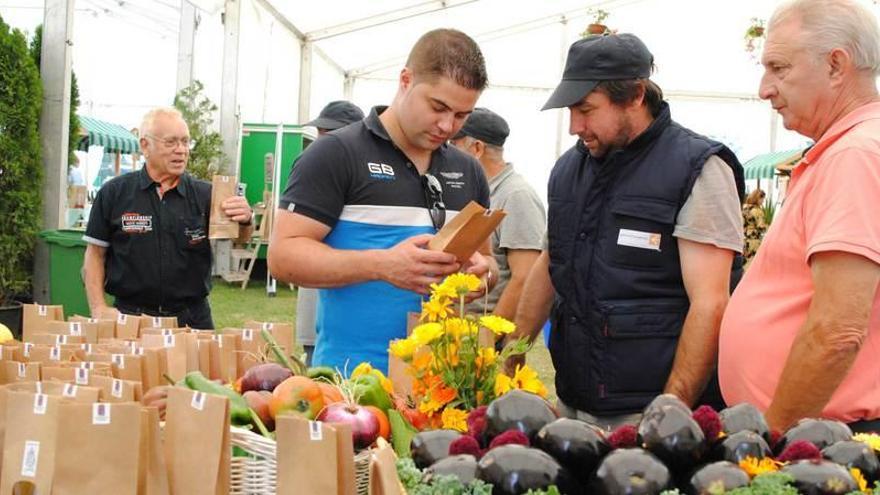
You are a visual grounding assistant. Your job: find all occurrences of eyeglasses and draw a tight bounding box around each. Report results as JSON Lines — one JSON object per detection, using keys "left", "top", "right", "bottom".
{"left": 145, "top": 134, "right": 196, "bottom": 150}
{"left": 422, "top": 173, "right": 446, "bottom": 230}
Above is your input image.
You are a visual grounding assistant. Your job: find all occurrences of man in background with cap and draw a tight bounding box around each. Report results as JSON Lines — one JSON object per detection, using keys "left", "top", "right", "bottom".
{"left": 451, "top": 108, "right": 545, "bottom": 321}
{"left": 505, "top": 33, "right": 745, "bottom": 428}
{"left": 296, "top": 100, "right": 365, "bottom": 365}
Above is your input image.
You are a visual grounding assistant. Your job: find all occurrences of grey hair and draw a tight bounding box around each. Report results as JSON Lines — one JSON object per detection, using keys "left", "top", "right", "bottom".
{"left": 140, "top": 107, "right": 185, "bottom": 137}
{"left": 769, "top": 0, "right": 880, "bottom": 76}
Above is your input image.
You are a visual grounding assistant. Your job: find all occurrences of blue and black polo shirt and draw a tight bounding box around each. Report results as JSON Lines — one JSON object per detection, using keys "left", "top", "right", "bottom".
{"left": 280, "top": 106, "right": 490, "bottom": 372}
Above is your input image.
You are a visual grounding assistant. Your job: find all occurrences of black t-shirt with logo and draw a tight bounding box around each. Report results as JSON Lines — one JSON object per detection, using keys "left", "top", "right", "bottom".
{"left": 84, "top": 167, "right": 212, "bottom": 308}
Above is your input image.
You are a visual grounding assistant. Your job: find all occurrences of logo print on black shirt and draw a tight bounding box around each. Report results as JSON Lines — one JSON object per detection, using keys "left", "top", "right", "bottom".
{"left": 120, "top": 213, "right": 153, "bottom": 234}
{"left": 367, "top": 162, "right": 395, "bottom": 180}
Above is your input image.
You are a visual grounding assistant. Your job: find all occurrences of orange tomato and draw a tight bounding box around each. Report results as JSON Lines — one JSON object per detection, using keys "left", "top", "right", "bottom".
{"left": 365, "top": 405, "right": 390, "bottom": 440}
{"left": 270, "top": 376, "right": 324, "bottom": 420}
{"left": 317, "top": 382, "right": 344, "bottom": 405}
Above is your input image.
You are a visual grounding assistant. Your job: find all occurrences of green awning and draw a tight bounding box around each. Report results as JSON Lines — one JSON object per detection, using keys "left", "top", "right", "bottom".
{"left": 742, "top": 148, "right": 805, "bottom": 180}
{"left": 76, "top": 115, "right": 140, "bottom": 154}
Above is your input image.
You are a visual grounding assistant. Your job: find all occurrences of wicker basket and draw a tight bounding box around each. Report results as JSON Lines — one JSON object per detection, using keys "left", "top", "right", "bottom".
{"left": 230, "top": 426, "right": 373, "bottom": 494}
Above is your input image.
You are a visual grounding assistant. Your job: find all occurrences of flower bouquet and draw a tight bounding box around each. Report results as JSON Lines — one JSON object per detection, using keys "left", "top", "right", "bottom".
{"left": 388, "top": 273, "right": 545, "bottom": 432}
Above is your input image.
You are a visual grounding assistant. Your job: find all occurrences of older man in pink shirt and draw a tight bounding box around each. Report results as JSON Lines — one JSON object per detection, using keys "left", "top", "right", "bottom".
{"left": 719, "top": 0, "right": 880, "bottom": 433}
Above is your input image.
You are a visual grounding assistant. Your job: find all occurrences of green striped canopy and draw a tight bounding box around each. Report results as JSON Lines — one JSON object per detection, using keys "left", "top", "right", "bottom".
{"left": 76, "top": 115, "right": 141, "bottom": 154}
{"left": 742, "top": 148, "right": 805, "bottom": 179}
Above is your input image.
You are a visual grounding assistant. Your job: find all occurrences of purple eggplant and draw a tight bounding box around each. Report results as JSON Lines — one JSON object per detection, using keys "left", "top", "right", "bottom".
{"left": 777, "top": 419, "right": 853, "bottom": 454}
{"left": 719, "top": 403, "right": 771, "bottom": 444}
{"left": 410, "top": 429, "right": 461, "bottom": 469}
{"left": 477, "top": 444, "right": 580, "bottom": 495}
{"left": 485, "top": 389, "right": 557, "bottom": 441}
{"left": 780, "top": 459, "right": 858, "bottom": 495}
{"left": 712, "top": 430, "right": 773, "bottom": 464}
{"left": 534, "top": 418, "right": 610, "bottom": 482}
{"left": 423, "top": 454, "right": 479, "bottom": 485}
{"left": 822, "top": 440, "right": 880, "bottom": 483}
{"left": 591, "top": 448, "right": 671, "bottom": 495}
{"left": 638, "top": 404, "right": 706, "bottom": 473}
{"left": 685, "top": 461, "right": 750, "bottom": 495}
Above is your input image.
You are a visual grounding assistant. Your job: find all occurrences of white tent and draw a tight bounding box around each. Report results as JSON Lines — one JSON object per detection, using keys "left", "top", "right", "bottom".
{"left": 2, "top": 0, "right": 872, "bottom": 201}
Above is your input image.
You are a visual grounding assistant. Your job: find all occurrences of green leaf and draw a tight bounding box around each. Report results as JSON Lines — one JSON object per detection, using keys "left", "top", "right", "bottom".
{"left": 388, "top": 409, "right": 419, "bottom": 458}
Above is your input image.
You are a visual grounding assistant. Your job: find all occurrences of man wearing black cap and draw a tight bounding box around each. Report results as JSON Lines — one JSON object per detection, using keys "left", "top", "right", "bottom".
{"left": 451, "top": 108, "right": 545, "bottom": 320}
{"left": 505, "top": 34, "right": 746, "bottom": 428}
{"left": 296, "top": 100, "right": 365, "bottom": 365}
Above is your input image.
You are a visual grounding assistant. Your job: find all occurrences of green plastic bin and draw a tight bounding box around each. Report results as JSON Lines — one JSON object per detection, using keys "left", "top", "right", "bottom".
{"left": 39, "top": 229, "right": 89, "bottom": 318}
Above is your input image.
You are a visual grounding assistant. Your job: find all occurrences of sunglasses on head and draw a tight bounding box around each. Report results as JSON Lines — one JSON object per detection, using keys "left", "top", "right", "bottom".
{"left": 422, "top": 173, "right": 446, "bottom": 230}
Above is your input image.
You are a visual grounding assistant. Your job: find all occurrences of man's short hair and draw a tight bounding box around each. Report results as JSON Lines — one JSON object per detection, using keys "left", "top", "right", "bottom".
{"left": 595, "top": 79, "right": 664, "bottom": 117}
{"left": 770, "top": 0, "right": 880, "bottom": 77}
{"left": 405, "top": 29, "right": 488, "bottom": 91}
{"left": 140, "top": 107, "right": 185, "bottom": 137}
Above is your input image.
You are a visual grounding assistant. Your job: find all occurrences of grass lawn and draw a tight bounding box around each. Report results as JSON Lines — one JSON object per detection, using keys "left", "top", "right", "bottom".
{"left": 210, "top": 279, "right": 557, "bottom": 400}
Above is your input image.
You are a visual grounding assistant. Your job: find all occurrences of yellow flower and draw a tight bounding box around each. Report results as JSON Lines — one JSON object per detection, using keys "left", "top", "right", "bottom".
{"left": 412, "top": 322, "right": 444, "bottom": 346}
{"left": 441, "top": 408, "right": 468, "bottom": 432}
{"left": 854, "top": 433, "right": 880, "bottom": 452}
{"left": 510, "top": 364, "right": 547, "bottom": 397}
{"left": 351, "top": 362, "right": 375, "bottom": 379}
{"left": 480, "top": 315, "right": 516, "bottom": 336}
{"left": 738, "top": 456, "right": 781, "bottom": 478}
{"left": 419, "top": 382, "right": 457, "bottom": 416}
{"left": 446, "top": 342, "right": 460, "bottom": 366}
{"left": 412, "top": 350, "right": 433, "bottom": 370}
{"left": 442, "top": 273, "right": 481, "bottom": 296}
{"left": 494, "top": 372, "right": 512, "bottom": 397}
{"left": 445, "top": 317, "right": 476, "bottom": 340}
{"left": 389, "top": 338, "right": 419, "bottom": 360}
{"left": 476, "top": 347, "right": 497, "bottom": 368}
{"left": 421, "top": 296, "right": 453, "bottom": 322}
{"left": 429, "top": 282, "right": 458, "bottom": 300}
{"left": 850, "top": 467, "right": 868, "bottom": 493}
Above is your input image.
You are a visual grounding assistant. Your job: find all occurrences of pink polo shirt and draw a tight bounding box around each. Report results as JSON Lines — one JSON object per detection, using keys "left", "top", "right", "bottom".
{"left": 719, "top": 102, "right": 880, "bottom": 423}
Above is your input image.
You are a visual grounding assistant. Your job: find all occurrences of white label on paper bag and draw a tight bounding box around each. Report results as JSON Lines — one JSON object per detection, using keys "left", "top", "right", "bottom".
{"left": 80, "top": 343, "right": 92, "bottom": 353}
{"left": 136, "top": 347, "right": 144, "bottom": 356}
{"left": 79, "top": 361, "right": 95, "bottom": 370}
{"left": 38, "top": 305, "right": 47, "bottom": 317}
{"left": 34, "top": 382, "right": 42, "bottom": 394}
{"left": 162, "top": 328, "right": 174, "bottom": 336}
{"left": 112, "top": 379, "right": 124, "bottom": 398}
{"left": 617, "top": 229, "right": 662, "bottom": 251}
{"left": 33, "top": 394, "right": 47, "bottom": 415}
{"left": 21, "top": 440, "right": 39, "bottom": 477}
{"left": 92, "top": 403, "right": 111, "bottom": 425}
{"left": 62, "top": 384, "right": 77, "bottom": 398}
{"left": 152, "top": 317, "right": 161, "bottom": 328}
{"left": 49, "top": 346, "right": 61, "bottom": 361}
{"left": 191, "top": 391, "right": 206, "bottom": 411}
{"left": 17, "top": 362, "right": 26, "bottom": 378}
{"left": 242, "top": 329, "right": 253, "bottom": 341}
{"left": 88, "top": 318, "right": 98, "bottom": 323}
{"left": 212, "top": 334, "right": 222, "bottom": 347}
{"left": 23, "top": 342, "right": 33, "bottom": 357}
{"left": 309, "top": 421, "right": 323, "bottom": 441}
{"left": 164, "top": 334, "right": 175, "bottom": 348}
{"left": 128, "top": 341, "right": 138, "bottom": 354}
{"left": 262, "top": 322, "right": 273, "bottom": 331}
{"left": 111, "top": 354, "right": 125, "bottom": 369}
{"left": 75, "top": 368, "right": 89, "bottom": 385}
{"left": 55, "top": 335, "right": 67, "bottom": 345}
{"left": 69, "top": 322, "right": 82, "bottom": 336}
{"left": 117, "top": 313, "right": 127, "bottom": 324}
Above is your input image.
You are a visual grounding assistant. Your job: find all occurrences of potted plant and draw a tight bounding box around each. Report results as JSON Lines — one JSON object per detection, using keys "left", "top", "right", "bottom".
{"left": 0, "top": 15, "right": 43, "bottom": 336}
{"left": 584, "top": 8, "right": 611, "bottom": 36}
{"left": 744, "top": 17, "right": 766, "bottom": 55}
{"left": 173, "top": 80, "right": 226, "bottom": 181}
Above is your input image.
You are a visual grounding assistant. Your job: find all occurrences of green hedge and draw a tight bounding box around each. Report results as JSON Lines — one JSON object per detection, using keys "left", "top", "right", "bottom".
{"left": 0, "top": 14, "right": 43, "bottom": 304}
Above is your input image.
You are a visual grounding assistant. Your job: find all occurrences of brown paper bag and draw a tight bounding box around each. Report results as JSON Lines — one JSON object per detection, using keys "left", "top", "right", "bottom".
{"left": 30, "top": 333, "right": 85, "bottom": 346}
{"left": 138, "top": 407, "right": 170, "bottom": 495}
{"left": 208, "top": 334, "right": 239, "bottom": 383}
{"left": 0, "top": 344, "right": 21, "bottom": 361}
{"left": 164, "top": 387, "right": 230, "bottom": 495}
{"left": 277, "top": 417, "right": 340, "bottom": 495}
{"left": 142, "top": 334, "right": 188, "bottom": 382}
{"left": 427, "top": 201, "right": 506, "bottom": 262}
{"left": 90, "top": 375, "right": 143, "bottom": 402}
{"left": 0, "top": 391, "right": 62, "bottom": 495}
{"left": 209, "top": 175, "right": 240, "bottom": 239}
{"left": 21, "top": 304, "right": 64, "bottom": 342}
{"left": 46, "top": 319, "right": 102, "bottom": 344}
{"left": 139, "top": 316, "right": 178, "bottom": 334}
{"left": 243, "top": 320, "right": 295, "bottom": 356}
{"left": 140, "top": 327, "right": 188, "bottom": 338}
{"left": 23, "top": 344, "right": 81, "bottom": 365}
{"left": 69, "top": 315, "right": 116, "bottom": 341}
{"left": 7, "top": 381, "right": 102, "bottom": 402}
{"left": 368, "top": 441, "right": 404, "bottom": 495}
{"left": 53, "top": 402, "right": 142, "bottom": 494}
{"left": 139, "top": 347, "right": 169, "bottom": 393}
{"left": 116, "top": 313, "right": 142, "bottom": 340}
{"left": 1, "top": 361, "right": 40, "bottom": 384}
{"left": 225, "top": 328, "right": 263, "bottom": 373}
{"left": 330, "top": 422, "right": 357, "bottom": 495}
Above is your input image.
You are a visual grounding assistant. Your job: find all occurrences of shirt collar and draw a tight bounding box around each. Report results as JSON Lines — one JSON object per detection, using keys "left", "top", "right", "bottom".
{"left": 802, "top": 101, "right": 880, "bottom": 166}
{"left": 137, "top": 165, "right": 188, "bottom": 197}
{"left": 489, "top": 163, "right": 515, "bottom": 193}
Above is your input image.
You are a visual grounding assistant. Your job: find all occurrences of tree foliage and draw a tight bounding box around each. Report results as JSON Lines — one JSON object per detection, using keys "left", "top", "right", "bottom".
{"left": 173, "top": 80, "right": 225, "bottom": 180}
{"left": 0, "top": 14, "right": 43, "bottom": 304}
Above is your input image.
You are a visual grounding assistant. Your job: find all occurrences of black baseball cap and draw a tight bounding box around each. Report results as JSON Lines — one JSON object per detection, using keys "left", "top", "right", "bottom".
{"left": 542, "top": 33, "right": 654, "bottom": 110}
{"left": 305, "top": 100, "right": 365, "bottom": 130}
{"left": 452, "top": 107, "right": 510, "bottom": 147}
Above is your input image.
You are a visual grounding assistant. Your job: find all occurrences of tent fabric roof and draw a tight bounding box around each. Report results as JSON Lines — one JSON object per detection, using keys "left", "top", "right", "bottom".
{"left": 742, "top": 148, "right": 805, "bottom": 180}
{"left": 77, "top": 115, "right": 140, "bottom": 154}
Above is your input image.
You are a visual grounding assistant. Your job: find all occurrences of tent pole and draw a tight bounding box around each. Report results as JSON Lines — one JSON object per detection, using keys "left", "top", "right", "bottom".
{"left": 176, "top": 0, "right": 197, "bottom": 92}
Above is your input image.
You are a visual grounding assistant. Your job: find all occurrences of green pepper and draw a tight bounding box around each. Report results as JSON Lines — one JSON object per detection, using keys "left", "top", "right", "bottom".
{"left": 352, "top": 373, "right": 393, "bottom": 412}
{"left": 183, "top": 371, "right": 252, "bottom": 426}
{"left": 306, "top": 366, "right": 340, "bottom": 383}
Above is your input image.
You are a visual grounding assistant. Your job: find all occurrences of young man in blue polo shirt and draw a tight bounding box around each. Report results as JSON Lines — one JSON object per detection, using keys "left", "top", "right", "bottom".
{"left": 268, "top": 29, "right": 498, "bottom": 373}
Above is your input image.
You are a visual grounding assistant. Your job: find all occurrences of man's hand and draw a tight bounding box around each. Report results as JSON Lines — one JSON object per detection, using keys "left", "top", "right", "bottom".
{"left": 221, "top": 196, "right": 252, "bottom": 224}
{"left": 380, "top": 234, "right": 460, "bottom": 294}
{"left": 461, "top": 251, "right": 495, "bottom": 302}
